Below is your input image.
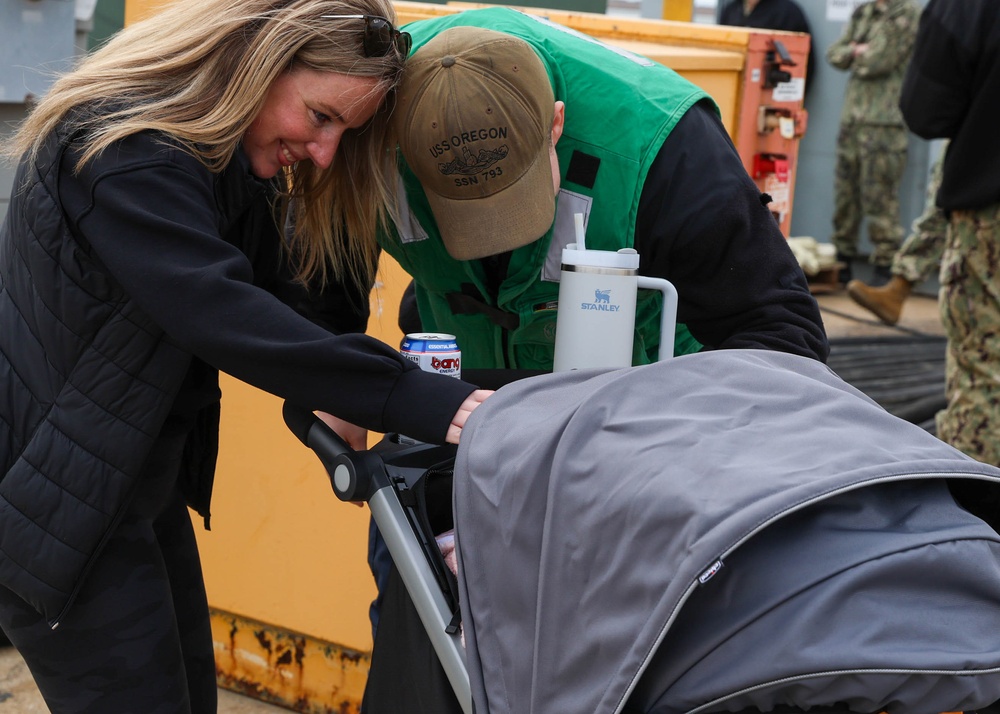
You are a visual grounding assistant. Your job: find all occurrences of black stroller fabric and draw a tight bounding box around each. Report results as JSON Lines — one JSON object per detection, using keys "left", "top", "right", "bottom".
{"left": 363, "top": 562, "right": 464, "bottom": 714}
{"left": 450, "top": 350, "right": 1000, "bottom": 714}
{"left": 631, "top": 478, "right": 1000, "bottom": 714}
{"left": 363, "top": 464, "right": 464, "bottom": 714}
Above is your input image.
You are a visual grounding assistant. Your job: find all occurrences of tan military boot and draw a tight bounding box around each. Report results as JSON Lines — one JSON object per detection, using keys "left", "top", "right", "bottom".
{"left": 846, "top": 276, "right": 913, "bottom": 326}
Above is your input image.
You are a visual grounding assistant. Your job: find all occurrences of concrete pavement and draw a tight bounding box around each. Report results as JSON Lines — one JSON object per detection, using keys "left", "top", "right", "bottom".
{"left": 0, "top": 644, "right": 285, "bottom": 713}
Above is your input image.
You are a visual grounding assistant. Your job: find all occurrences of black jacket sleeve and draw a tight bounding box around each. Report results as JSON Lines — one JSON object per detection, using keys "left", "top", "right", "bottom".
{"left": 899, "top": 0, "right": 1000, "bottom": 210}
{"left": 635, "top": 100, "right": 829, "bottom": 362}
{"left": 899, "top": 0, "right": 973, "bottom": 139}
{"left": 266, "top": 240, "right": 372, "bottom": 337}
{"left": 60, "top": 133, "right": 475, "bottom": 444}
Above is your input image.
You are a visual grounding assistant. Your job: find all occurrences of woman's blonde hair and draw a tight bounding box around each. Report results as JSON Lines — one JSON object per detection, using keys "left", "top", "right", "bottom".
{"left": 8, "top": 0, "right": 408, "bottom": 290}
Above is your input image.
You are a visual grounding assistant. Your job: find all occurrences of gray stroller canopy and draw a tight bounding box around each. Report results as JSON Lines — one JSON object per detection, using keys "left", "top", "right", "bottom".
{"left": 453, "top": 350, "right": 1000, "bottom": 714}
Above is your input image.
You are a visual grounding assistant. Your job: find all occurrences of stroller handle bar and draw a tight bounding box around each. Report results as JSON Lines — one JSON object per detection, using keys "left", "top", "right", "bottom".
{"left": 282, "top": 402, "right": 396, "bottom": 502}
{"left": 281, "top": 400, "right": 349, "bottom": 453}
{"left": 281, "top": 400, "right": 474, "bottom": 711}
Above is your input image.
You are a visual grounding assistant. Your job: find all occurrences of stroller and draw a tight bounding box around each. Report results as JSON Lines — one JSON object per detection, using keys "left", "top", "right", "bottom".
{"left": 285, "top": 349, "right": 1000, "bottom": 714}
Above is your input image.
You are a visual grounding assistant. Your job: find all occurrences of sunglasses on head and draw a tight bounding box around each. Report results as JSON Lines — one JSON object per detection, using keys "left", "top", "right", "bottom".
{"left": 320, "top": 14, "right": 412, "bottom": 58}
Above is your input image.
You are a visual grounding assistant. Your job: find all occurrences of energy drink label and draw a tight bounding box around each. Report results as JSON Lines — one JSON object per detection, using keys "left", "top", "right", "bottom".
{"left": 400, "top": 333, "right": 462, "bottom": 379}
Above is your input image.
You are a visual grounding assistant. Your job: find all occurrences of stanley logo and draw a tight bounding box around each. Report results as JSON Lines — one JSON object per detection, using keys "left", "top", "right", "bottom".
{"left": 581, "top": 288, "right": 621, "bottom": 312}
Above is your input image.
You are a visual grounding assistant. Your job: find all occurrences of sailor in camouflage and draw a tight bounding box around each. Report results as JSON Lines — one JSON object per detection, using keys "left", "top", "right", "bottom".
{"left": 937, "top": 205, "right": 1000, "bottom": 467}
{"left": 900, "top": 0, "right": 1000, "bottom": 543}
{"left": 826, "top": 0, "right": 920, "bottom": 271}
{"left": 892, "top": 147, "right": 948, "bottom": 284}
{"left": 845, "top": 143, "right": 948, "bottom": 325}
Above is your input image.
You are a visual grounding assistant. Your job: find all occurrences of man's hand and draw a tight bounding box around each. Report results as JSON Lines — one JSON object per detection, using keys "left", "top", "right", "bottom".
{"left": 446, "top": 390, "right": 494, "bottom": 444}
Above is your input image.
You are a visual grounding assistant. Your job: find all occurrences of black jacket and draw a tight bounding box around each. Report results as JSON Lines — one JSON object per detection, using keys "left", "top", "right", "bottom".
{"left": 718, "top": 0, "right": 811, "bottom": 33}
{"left": 718, "top": 0, "right": 815, "bottom": 94}
{"left": 899, "top": 0, "right": 1000, "bottom": 211}
{"left": 0, "top": 126, "right": 475, "bottom": 625}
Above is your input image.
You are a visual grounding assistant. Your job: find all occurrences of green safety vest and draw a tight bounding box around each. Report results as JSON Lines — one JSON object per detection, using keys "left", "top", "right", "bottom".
{"left": 382, "top": 7, "right": 712, "bottom": 369}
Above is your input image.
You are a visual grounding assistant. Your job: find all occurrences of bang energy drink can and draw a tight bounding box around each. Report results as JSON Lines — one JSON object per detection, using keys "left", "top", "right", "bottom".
{"left": 400, "top": 333, "right": 461, "bottom": 379}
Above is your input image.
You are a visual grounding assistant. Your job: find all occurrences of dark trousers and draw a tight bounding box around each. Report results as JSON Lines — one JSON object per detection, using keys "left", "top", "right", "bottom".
{"left": 0, "top": 435, "right": 217, "bottom": 714}
{"left": 367, "top": 517, "right": 392, "bottom": 638}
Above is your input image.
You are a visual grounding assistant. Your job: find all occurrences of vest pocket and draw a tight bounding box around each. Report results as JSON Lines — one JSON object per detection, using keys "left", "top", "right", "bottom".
{"left": 508, "top": 311, "right": 558, "bottom": 369}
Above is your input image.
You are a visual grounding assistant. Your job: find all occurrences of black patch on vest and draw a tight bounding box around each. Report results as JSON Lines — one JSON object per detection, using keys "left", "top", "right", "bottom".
{"left": 565, "top": 151, "right": 600, "bottom": 189}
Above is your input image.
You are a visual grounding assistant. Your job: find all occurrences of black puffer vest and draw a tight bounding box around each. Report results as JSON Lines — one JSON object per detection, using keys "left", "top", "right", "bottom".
{"left": 1, "top": 128, "right": 201, "bottom": 627}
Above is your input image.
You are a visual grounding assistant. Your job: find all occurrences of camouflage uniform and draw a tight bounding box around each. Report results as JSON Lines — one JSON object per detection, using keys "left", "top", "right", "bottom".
{"left": 826, "top": 0, "right": 921, "bottom": 267}
{"left": 892, "top": 144, "right": 947, "bottom": 283}
{"left": 936, "top": 202, "right": 1000, "bottom": 467}
{"left": 899, "top": 0, "right": 1000, "bottom": 534}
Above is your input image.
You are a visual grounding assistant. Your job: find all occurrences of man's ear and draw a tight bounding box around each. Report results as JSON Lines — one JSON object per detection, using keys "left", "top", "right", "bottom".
{"left": 551, "top": 101, "right": 566, "bottom": 146}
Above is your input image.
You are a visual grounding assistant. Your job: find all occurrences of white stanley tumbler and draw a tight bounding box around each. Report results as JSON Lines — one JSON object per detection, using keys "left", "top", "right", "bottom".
{"left": 552, "top": 245, "right": 677, "bottom": 372}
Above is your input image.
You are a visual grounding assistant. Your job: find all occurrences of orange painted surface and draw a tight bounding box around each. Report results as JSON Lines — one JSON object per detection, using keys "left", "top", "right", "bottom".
{"left": 661, "top": 0, "right": 692, "bottom": 21}
{"left": 124, "top": 0, "right": 166, "bottom": 24}
{"left": 211, "top": 609, "right": 370, "bottom": 713}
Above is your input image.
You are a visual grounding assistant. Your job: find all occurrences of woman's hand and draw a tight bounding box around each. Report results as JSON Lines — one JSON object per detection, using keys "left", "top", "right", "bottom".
{"left": 446, "top": 389, "right": 494, "bottom": 444}
{"left": 314, "top": 411, "right": 369, "bottom": 451}
{"left": 314, "top": 412, "right": 368, "bottom": 507}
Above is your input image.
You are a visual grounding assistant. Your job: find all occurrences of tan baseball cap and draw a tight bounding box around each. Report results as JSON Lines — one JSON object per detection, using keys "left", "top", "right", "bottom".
{"left": 394, "top": 26, "right": 557, "bottom": 261}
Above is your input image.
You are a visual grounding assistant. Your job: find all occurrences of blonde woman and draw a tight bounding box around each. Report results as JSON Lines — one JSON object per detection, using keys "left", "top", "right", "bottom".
{"left": 0, "top": 0, "right": 489, "bottom": 710}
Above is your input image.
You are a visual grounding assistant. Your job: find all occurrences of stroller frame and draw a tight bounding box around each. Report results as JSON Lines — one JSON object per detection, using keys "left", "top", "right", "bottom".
{"left": 282, "top": 402, "right": 473, "bottom": 713}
